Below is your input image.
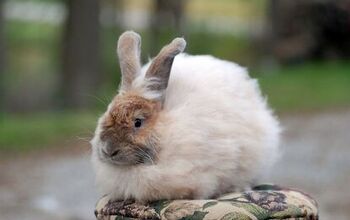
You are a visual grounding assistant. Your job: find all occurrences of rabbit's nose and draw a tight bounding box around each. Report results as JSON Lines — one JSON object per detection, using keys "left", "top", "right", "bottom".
{"left": 102, "top": 147, "right": 120, "bottom": 157}
{"left": 102, "top": 141, "right": 120, "bottom": 157}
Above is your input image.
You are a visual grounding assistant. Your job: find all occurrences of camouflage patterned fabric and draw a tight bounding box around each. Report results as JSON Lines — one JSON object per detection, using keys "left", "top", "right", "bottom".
{"left": 95, "top": 184, "right": 318, "bottom": 220}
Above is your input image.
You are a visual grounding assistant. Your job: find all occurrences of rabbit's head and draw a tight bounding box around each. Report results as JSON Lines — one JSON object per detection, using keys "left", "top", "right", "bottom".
{"left": 91, "top": 31, "right": 186, "bottom": 166}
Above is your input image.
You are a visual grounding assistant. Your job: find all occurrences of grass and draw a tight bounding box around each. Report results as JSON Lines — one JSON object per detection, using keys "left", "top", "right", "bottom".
{"left": 256, "top": 62, "right": 350, "bottom": 113}
{"left": 0, "top": 112, "right": 97, "bottom": 152}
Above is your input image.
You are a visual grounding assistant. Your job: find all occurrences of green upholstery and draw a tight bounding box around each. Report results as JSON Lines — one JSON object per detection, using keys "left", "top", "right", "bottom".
{"left": 95, "top": 184, "right": 318, "bottom": 220}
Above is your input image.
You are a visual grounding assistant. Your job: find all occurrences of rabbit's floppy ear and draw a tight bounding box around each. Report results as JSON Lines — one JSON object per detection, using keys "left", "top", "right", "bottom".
{"left": 145, "top": 37, "right": 186, "bottom": 96}
{"left": 117, "top": 31, "right": 142, "bottom": 91}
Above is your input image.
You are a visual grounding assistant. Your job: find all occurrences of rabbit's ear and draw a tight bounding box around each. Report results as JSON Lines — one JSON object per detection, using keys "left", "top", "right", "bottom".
{"left": 117, "top": 31, "right": 142, "bottom": 91}
{"left": 145, "top": 38, "right": 186, "bottom": 95}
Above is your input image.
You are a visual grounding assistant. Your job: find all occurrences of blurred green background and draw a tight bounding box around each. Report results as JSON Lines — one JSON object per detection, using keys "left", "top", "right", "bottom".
{"left": 1, "top": 0, "right": 350, "bottom": 152}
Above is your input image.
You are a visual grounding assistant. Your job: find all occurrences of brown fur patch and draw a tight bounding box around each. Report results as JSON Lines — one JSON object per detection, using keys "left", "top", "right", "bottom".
{"left": 99, "top": 93, "right": 161, "bottom": 164}
{"left": 108, "top": 94, "right": 159, "bottom": 128}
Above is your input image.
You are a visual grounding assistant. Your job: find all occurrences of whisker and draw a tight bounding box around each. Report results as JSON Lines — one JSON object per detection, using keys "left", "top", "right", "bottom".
{"left": 135, "top": 145, "right": 154, "bottom": 165}
{"left": 87, "top": 94, "right": 109, "bottom": 106}
{"left": 146, "top": 136, "right": 159, "bottom": 162}
{"left": 103, "top": 94, "right": 113, "bottom": 104}
{"left": 76, "top": 135, "right": 93, "bottom": 142}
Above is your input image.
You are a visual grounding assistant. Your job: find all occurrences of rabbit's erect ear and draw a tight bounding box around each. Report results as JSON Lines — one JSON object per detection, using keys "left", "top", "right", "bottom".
{"left": 145, "top": 37, "right": 186, "bottom": 94}
{"left": 117, "top": 31, "right": 142, "bottom": 91}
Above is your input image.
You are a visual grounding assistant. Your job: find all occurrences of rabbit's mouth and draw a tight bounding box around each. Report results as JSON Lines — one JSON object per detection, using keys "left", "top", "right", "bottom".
{"left": 98, "top": 144, "right": 157, "bottom": 166}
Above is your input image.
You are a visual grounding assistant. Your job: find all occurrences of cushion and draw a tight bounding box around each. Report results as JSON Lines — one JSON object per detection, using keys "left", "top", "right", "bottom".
{"left": 94, "top": 184, "right": 318, "bottom": 220}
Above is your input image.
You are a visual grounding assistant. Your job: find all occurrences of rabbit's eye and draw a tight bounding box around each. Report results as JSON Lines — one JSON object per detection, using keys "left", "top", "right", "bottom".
{"left": 134, "top": 118, "right": 143, "bottom": 128}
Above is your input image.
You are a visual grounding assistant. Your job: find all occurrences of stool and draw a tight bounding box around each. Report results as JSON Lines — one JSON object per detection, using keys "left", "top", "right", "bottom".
{"left": 95, "top": 184, "right": 318, "bottom": 220}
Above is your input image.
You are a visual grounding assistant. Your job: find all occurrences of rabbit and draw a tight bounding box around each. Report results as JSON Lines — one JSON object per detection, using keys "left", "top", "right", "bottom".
{"left": 91, "top": 31, "right": 280, "bottom": 202}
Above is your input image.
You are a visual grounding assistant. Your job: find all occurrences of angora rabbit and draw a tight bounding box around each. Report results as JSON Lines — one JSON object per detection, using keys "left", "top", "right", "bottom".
{"left": 91, "top": 31, "right": 280, "bottom": 202}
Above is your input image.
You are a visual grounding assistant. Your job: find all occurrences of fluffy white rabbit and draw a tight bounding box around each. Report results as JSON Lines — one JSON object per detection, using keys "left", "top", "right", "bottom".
{"left": 91, "top": 31, "right": 280, "bottom": 202}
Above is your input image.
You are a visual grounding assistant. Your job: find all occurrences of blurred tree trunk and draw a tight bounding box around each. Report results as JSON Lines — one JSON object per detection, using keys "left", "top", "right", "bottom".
{"left": 150, "top": 0, "right": 185, "bottom": 55}
{"left": 268, "top": 0, "right": 278, "bottom": 40}
{"left": 61, "top": 0, "right": 100, "bottom": 109}
{"left": 0, "top": 0, "right": 5, "bottom": 113}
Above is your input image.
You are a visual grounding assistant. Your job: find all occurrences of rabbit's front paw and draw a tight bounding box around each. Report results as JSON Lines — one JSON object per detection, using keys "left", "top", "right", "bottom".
{"left": 99, "top": 199, "right": 160, "bottom": 220}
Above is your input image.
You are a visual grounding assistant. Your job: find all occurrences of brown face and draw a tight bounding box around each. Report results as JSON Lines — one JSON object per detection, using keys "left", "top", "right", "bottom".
{"left": 98, "top": 94, "right": 161, "bottom": 166}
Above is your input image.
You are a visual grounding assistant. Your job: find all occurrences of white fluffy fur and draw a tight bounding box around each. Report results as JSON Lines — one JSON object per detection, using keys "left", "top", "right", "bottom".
{"left": 91, "top": 54, "right": 280, "bottom": 201}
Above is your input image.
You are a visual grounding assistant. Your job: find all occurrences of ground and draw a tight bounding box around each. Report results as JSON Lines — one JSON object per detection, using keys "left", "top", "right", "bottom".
{"left": 0, "top": 109, "right": 349, "bottom": 220}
